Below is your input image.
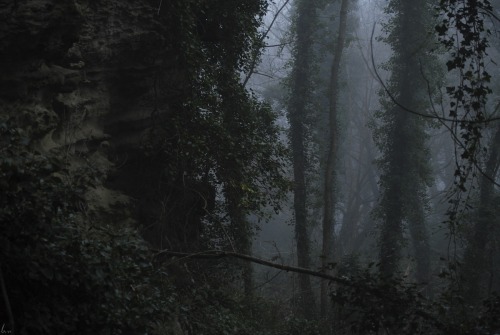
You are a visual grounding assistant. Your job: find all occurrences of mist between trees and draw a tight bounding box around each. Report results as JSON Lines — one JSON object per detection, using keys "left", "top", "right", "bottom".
{"left": 1, "top": 0, "right": 500, "bottom": 334}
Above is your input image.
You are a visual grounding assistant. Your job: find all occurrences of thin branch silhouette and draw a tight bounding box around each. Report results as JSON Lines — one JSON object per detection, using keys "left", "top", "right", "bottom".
{"left": 243, "top": 0, "right": 291, "bottom": 87}
{"left": 156, "top": 249, "right": 453, "bottom": 332}
{"left": 369, "top": 23, "right": 500, "bottom": 124}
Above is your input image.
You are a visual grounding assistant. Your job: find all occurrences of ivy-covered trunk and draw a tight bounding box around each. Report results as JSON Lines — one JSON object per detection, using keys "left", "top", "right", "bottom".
{"left": 288, "top": 0, "right": 318, "bottom": 318}
{"left": 462, "top": 125, "right": 500, "bottom": 304}
{"left": 320, "top": 0, "right": 350, "bottom": 322}
{"left": 225, "top": 179, "right": 254, "bottom": 296}
{"left": 375, "top": 0, "right": 435, "bottom": 282}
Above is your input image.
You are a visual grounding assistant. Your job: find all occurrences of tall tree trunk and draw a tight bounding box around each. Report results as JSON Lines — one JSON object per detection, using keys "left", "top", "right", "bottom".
{"left": 462, "top": 125, "right": 500, "bottom": 304}
{"left": 220, "top": 71, "right": 254, "bottom": 297}
{"left": 408, "top": 198, "right": 431, "bottom": 290}
{"left": 229, "top": 192, "right": 253, "bottom": 297}
{"left": 379, "top": 172, "right": 404, "bottom": 278}
{"left": 320, "top": 0, "right": 350, "bottom": 320}
{"left": 376, "top": 0, "right": 432, "bottom": 282}
{"left": 288, "top": 0, "right": 317, "bottom": 317}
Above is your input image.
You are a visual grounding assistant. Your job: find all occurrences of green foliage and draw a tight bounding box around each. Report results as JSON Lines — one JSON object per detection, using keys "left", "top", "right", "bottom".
{"left": 4, "top": 112, "right": 499, "bottom": 335}
{"left": 374, "top": 0, "right": 440, "bottom": 197}
{"left": 435, "top": 0, "right": 494, "bottom": 228}
{"left": 371, "top": 0, "right": 442, "bottom": 278}
{"left": 328, "top": 265, "right": 500, "bottom": 335}
{"left": 177, "top": 287, "right": 266, "bottom": 335}
{"left": 0, "top": 119, "right": 175, "bottom": 334}
{"left": 0, "top": 1, "right": 293, "bottom": 333}
{"left": 279, "top": 318, "right": 321, "bottom": 335}
{"left": 151, "top": 0, "right": 290, "bottom": 248}
{"left": 333, "top": 271, "right": 434, "bottom": 334}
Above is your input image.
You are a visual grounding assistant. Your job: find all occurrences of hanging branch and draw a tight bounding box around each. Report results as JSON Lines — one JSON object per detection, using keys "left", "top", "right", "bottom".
{"left": 432, "top": 0, "right": 497, "bottom": 225}
{"left": 369, "top": 23, "right": 500, "bottom": 124}
{"left": 420, "top": 61, "right": 500, "bottom": 190}
{"left": 370, "top": 10, "right": 499, "bottom": 230}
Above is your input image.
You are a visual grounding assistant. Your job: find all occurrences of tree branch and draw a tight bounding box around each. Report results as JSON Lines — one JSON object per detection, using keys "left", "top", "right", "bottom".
{"left": 242, "top": 0, "right": 291, "bottom": 87}
{"left": 370, "top": 23, "right": 500, "bottom": 124}
{"left": 156, "top": 249, "right": 351, "bottom": 285}
{"left": 155, "top": 249, "right": 452, "bottom": 332}
{"left": 0, "top": 266, "right": 14, "bottom": 334}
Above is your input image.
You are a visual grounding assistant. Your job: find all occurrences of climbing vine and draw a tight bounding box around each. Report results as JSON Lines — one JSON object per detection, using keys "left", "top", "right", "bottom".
{"left": 435, "top": 0, "right": 494, "bottom": 224}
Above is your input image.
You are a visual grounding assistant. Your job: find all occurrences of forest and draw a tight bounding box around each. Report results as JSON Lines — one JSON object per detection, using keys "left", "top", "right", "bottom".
{"left": 1, "top": 0, "right": 500, "bottom": 334}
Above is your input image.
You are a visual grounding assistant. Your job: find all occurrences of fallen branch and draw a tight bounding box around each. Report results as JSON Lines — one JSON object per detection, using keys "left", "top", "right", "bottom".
{"left": 155, "top": 249, "right": 452, "bottom": 332}
{"left": 156, "top": 249, "right": 352, "bottom": 285}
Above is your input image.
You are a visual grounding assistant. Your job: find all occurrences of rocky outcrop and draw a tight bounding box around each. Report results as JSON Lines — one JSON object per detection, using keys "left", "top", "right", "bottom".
{"left": 0, "top": 0, "right": 204, "bottom": 249}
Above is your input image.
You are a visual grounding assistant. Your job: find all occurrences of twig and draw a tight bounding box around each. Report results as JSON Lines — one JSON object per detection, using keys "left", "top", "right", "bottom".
{"left": 157, "top": 0, "right": 163, "bottom": 15}
{"left": 156, "top": 249, "right": 351, "bottom": 284}
{"left": 155, "top": 249, "right": 452, "bottom": 332}
{"left": 0, "top": 266, "right": 14, "bottom": 334}
{"left": 242, "top": 0, "right": 291, "bottom": 87}
{"left": 369, "top": 23, "right": 500, "bottom": 124}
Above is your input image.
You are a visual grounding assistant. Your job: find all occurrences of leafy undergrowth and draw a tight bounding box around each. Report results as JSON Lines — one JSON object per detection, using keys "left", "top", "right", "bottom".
{"left": 0, "top": 119, "right": 317, "bottom": 335}
{"left": 2, "top": 118, "right": 499, "bottom": 335}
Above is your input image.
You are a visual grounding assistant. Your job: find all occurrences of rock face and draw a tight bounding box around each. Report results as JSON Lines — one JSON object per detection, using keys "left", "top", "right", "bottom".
{"left": 0, "top": 0, "right": 205, "bottom": 249}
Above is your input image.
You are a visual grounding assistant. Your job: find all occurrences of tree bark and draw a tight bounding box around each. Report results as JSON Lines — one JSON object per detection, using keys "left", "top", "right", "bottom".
{"left": 156, "top": 249, "right": 453, "bottom": 334}
{"left": 377, "top": 0, "right": 432, "bottom": 282}
{"left": 320, "top": 0, "right": 350, "bottom": 319}
{"left": 288, "top": 0, "right": 318, "bottom": 318}
{"left": 462, "top": 125, "right": 500, "bottom": 304}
